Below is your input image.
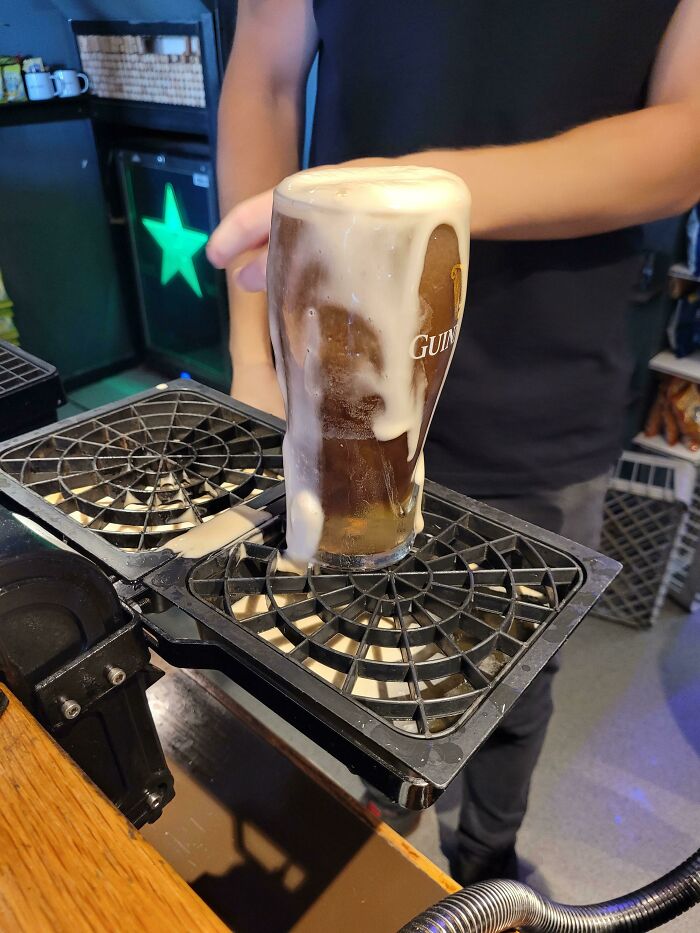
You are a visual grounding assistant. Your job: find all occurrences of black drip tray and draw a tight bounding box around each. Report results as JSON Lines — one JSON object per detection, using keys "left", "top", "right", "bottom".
{"left": 0, "top": 378, "right": 619, "bottom": 806}
{"left": 0, "top": 380, "right": 285, "bottom": 581}
{"left": 142, "top": 483, "right": 619, "bottom": 808}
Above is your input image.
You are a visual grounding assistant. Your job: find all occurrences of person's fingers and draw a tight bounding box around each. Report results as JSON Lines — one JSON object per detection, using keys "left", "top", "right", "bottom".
{"left": 207, "top": 189, "right": 274, "bottom": 268}
{"left": 235, "top": 247, "right": 269, "bottom": 292}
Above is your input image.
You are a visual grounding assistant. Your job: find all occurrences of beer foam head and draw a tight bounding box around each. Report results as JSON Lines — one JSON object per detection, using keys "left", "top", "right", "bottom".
{"left": 275, "top": 166, "right": 470, "bottom": 216}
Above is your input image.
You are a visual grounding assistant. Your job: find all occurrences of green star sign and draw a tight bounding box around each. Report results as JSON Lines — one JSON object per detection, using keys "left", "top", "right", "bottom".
{"left": 141, "top": 183, "right": 208, "bottom": 298}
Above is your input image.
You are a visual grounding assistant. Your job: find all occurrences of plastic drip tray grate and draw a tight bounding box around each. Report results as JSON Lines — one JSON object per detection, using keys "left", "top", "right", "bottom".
{"left": 0, "top": 340, "right": 65, "bottom": 442}
{"left": 142, "top": 484, "right": 619, "bottom": 807}
{"left": 0, "top": 381, "right": 285, "bottom": 581}
{"left": 0, "top": 378, "right": 619, "bottom": 805}
{"left": 190, "top": 506, "right": 582, "bottom": 736}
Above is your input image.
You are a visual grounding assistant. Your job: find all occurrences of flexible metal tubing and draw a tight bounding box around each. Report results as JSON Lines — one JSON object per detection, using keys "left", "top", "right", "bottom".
{"left": 400, "top": 848, "right": 700, "bottom": 933}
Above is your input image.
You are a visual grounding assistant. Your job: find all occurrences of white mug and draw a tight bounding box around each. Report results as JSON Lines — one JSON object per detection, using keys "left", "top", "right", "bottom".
{"left": 52, "top": 69, "right": 89, "bottom": 98}
{"left": 25, "top": 71, "right": 58, "bottom": 101}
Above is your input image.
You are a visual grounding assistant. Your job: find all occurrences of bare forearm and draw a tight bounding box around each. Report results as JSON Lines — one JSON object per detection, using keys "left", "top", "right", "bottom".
{"left": 218, "top": 64, "right": 302, "bottom": 367}
{"left": 381, "top": 102, "right": 700, "bottom": 239}
{"left": 216, "top": 0, "right": 318, "bottom": 374}
{"left": 217, "top": 71, "right": 300, "bottom": 212}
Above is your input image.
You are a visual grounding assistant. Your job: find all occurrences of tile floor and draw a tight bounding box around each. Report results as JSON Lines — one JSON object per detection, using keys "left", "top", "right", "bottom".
{"left": 205, "top": 608, "right": 700, "bottom": 931}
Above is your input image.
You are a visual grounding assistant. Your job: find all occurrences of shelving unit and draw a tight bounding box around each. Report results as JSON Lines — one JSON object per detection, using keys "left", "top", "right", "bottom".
{"left": 72, "top": 18, "right": 220, "bottom": 142}
{"left": 0, "top": 97, "right": 88, "bottom": 128}
{"left": 669, "top": 262, "right": 700, "bottom": 284}
{"left": 630, "top": 241, "right": 700, "bottom": 612}
{"left": 633, "top": 432, "right": 700, "bottom": 464}
{"left": 648, "top": 349, "right": 700, "bottom": 382}
{"left": 0, "top": 95, "right": 206, "bottom": 134}
{"left": 89, "top": 97, "right": 208, "bottom": 134}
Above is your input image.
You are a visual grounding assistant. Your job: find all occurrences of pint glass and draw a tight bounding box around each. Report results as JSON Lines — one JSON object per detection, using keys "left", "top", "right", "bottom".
{"left": 267, "top": 166, "right": 470, "bottom": 570}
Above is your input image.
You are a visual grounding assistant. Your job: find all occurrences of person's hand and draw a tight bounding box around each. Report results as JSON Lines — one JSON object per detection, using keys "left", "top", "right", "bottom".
{"left": 207, "top": 189, "right": 274, "bottom": 292}
{"left": 232, "top": 360, "right": 285, "bottom": 420}
{"left": 207, "top": 159, "right": 387, "bottom": 289}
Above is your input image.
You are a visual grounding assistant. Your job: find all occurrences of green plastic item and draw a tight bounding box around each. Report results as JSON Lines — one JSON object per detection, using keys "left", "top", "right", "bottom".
{"left": 0, "top": 269, "right": 19, "bottom": 345}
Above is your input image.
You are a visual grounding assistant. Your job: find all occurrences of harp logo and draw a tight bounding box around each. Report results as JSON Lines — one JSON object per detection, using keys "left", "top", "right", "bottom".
{"left": 451, "top": 262, "right": 465, "bottom": 316}
{"left": 410, "top": 262, "right": 464, "bottom": 360}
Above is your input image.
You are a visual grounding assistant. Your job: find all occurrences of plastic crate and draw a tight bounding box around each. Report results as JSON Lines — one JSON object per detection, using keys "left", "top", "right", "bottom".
{"left": 597, "top": 451, "right": 695, "bottom": 628}
{"left": 668, "top": 466, "right": 700, "bottom": 612}
{"left": 0, "top": 340, "right": 65, "bottom": 442}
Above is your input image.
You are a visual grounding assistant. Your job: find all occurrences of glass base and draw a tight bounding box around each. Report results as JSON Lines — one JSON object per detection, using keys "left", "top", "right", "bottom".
{"left": 316, "top": 535, "right": 414, "bottom": 572}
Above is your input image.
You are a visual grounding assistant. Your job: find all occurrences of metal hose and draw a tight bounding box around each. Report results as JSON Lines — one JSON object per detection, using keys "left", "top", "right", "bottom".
{"left": 400, "top": 848, "right": 700, "bottom": 933}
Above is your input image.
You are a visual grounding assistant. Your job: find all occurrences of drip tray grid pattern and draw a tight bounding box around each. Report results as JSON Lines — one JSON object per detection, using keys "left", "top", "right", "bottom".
{"left": 0, "top": 382, "right": 285, "bottom": 580}
{"left": 0, "top": 378, "right": 620, "bottom": 805}
{"left": 142, "top": 482, "right": 618, "bottom": 805}
{"left": 188, "top": 497, "right": 583, "bottom": 738}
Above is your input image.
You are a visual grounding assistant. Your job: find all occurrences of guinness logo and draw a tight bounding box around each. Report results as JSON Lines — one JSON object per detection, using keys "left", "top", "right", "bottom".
{"left": 410, "top": 324, "right": 459, "bottom": 360}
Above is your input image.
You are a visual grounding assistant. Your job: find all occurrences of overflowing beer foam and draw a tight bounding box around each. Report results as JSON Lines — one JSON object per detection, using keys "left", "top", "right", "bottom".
{"left": 160, "top": 503, "right": 272, "bottom": 559}
{"left": 271, "top": 166, "right": 470, "bottom": 562}
{"left": 413, "top": 452, "right": 425, "bottom": 535}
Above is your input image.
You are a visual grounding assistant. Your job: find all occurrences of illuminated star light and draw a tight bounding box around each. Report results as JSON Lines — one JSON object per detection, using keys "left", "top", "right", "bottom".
{"left": 141, "top": 183, "right": 208, "bottom": 298}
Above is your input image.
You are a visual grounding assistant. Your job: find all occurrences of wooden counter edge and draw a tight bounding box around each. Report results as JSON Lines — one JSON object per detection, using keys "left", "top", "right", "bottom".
{"left": 0, "top": 684, "right": 228, "bottom": 933}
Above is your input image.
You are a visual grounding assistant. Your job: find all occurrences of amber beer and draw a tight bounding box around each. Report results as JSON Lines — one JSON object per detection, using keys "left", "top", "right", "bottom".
{"left": 267, "top": 166, "right": 470, "bottom": 569}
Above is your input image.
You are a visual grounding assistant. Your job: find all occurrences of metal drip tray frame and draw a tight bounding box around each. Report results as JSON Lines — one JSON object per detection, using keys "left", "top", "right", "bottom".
{"left": 140, "top": 482, "right": 619, "bottom": 808}
{"left": 0, "top": 380, "right": 285, "bottom": 581}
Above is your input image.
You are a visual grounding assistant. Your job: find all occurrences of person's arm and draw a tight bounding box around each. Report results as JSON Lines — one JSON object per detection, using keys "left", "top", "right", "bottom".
{"left": 389, "top": 0, "right": 700, "bottom": 241}
{"left": 213, "top": 0, "right": 317, "bottom": 414}
{"left": 209, "top": 0, "right": 700, "bottom": 289}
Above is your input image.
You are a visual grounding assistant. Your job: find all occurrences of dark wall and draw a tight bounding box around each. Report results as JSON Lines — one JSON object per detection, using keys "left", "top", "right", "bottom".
{"left": 0, "top": 0, "right": 137, "bottom": 380}
{"left": 0, "top": 0, "right": 77, "bottom": 70}
{"left": 0, "top": 119, "right": 135, "bottom": 381}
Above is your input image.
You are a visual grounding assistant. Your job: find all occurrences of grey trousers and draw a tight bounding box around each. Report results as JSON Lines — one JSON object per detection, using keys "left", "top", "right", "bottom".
{"left": 456, "top": 470, "right": 610, "bottom": 864}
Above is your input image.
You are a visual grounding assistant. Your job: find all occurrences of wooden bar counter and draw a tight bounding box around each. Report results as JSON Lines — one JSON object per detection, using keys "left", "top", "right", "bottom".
{"left": 0, "top": 670, "right": 458, "bottom": 932}
{"left": 0, "top": 683, "right": 226, "bottom": 933}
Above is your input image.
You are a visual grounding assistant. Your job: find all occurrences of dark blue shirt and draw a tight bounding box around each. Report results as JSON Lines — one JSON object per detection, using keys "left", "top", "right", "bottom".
{"left": 310, "top": 0, "right": 679, "bottom": 494}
